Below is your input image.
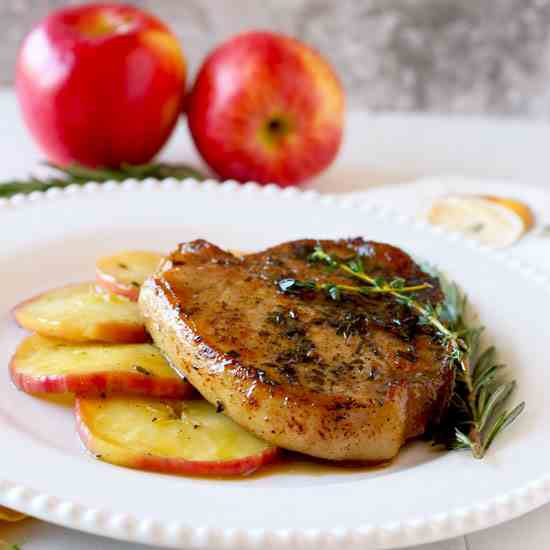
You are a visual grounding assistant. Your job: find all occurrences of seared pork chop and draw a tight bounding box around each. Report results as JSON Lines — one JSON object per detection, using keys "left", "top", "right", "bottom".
{"left": 139, "top": 239, "right": 454, "bottom": 461}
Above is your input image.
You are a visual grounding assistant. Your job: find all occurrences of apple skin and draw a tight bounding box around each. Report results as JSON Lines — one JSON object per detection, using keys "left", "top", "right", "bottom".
{"left": 10, "top": 363, "right": 192, "bottom": 399}
{"left": 187, "top": 31, "right": 345, "bottom": 187}
{"left": 96, "top": 273, "right": 140, "bottom": 302}
{"left": 75, "top": 398, "right": 280, "bottom": 476}
{"left": 9, "top": 334, "right": 192, "bottom": 398}
{"left": 16, "top": 3, "right": 186, "bottom": 168}
{"left": 127, "top": 446, "right": 279, "bottom": 477}
{"left": 95, "top": 250, "right": 164, "bottom": 301}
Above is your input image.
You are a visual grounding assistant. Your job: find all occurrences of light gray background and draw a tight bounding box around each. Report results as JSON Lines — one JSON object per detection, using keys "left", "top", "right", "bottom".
{"left": 2, "top": 0, "right": 550, "bottom": 118}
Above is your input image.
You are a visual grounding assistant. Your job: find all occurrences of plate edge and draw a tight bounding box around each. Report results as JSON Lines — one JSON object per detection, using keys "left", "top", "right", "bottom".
{"left": 1, "top": 177, "right": 549, "bottom": 550}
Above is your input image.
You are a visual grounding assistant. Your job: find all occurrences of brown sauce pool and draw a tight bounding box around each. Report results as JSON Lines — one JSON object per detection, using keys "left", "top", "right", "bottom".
{"left": 250, "top": 450, "right": 391, "bottom": 478}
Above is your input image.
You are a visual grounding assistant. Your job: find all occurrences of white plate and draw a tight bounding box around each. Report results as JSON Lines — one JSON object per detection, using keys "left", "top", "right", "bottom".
{"left": 349, "top": 176, "right": 550, "bottom": 274}
{"left": 1, "top": 179, "right": 549, "bottom": 550}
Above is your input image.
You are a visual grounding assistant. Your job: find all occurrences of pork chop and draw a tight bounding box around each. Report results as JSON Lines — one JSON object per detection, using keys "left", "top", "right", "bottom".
{"left": 139, "top": 238, "right": 454, "bottom": 461}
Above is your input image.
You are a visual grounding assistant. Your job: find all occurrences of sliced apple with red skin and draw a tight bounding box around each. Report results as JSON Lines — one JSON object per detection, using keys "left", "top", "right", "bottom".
{"left": 36, "top": 392, "right": 75, "bottom": 407}
{"left": 96, "top": 249, "right": 248, "bottom": 302}
{"left": 10, "top": 334, "right": 191, "bottom": 399}
{"left": 76, "top": 396, "right": 279, "bottom": 476}
{"left": 14, "top": 283, "right": 148, "bottom": 343}
{"left": 96, "top": 250, "right": 163, "bottom": 301}
{"left": 0, "top": 506, "right": 26, "bottom": 522}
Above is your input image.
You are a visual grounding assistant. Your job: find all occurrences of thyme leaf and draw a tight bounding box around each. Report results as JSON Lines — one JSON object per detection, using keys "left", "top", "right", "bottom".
{"left": 134, "top": 365, "right": 153, "bottom": 376}
{"left": 278, "top": 243, "right": 524, "bottom": 459}
{"left": 308, "top": 245, "right": 433, "bottom": 294}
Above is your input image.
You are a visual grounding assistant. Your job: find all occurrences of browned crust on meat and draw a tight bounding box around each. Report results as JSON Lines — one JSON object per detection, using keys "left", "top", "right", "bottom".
{"left": 139, "top": 238, "right": 454, "bottom": 461}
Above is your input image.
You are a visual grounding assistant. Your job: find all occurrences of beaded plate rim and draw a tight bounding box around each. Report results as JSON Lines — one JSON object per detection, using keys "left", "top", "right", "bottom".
{"left": 1, "top": 177, "right": 549, "bottom": 550}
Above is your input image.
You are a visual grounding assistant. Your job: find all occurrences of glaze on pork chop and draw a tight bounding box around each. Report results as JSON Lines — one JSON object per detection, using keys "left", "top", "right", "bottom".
{"left": 139, "top": 239, "right": 454, "bottom": 461}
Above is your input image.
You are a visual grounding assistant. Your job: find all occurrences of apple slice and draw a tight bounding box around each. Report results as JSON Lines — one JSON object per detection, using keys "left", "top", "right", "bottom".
{"left": 76, "top": 396, "right": 279, "bottom": 476}
{"left": 0, "top": 506, "right": 26, "bottom": 522}
{"left": 428, "top": 195, "right": 534, "bottom": 248}
{"left": 36, "top": 392, "right": 75, "bottom": 407}
{"left": 14, "top": 283, "right": 148, "bottom": 343}
{"left": 10, "top": 334, "right": 192, "bottom": 399}
{"left": 96, "top": 250, "right": 163, "bottom": 301}
{"left": 484, "top": 195, "right": 535, "bottom": 229}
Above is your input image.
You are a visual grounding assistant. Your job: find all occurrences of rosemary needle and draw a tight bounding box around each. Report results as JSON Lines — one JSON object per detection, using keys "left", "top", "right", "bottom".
{"left": 278, "top": 243, "right": 524, "bottom": 459}
{"left": 0, "top": 162, "right": 206, "bottom": 198}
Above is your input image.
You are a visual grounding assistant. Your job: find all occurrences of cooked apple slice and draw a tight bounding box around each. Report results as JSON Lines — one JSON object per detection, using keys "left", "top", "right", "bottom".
{"left": 0, "top": 506, "right": 26, "bottom": 522}
{"left": 36, "top": 392, "right": 75, "bottom": 406}
{"left": 10, "top": 334, "right": 191, "bottom": 399}
{"left": 96, "top": 250, "right": 163, "bottom": 301}
{"left": 14, "top": 283, "right": 148, "bottom": 343}
{"left": 76, "top": 397, "right": 279, "bottom": 476}
{"left": 484, "top": 195, "right": 535, "bottom": 229}
{"left": 428, "top": 195, "right": 534, "bottom": 248}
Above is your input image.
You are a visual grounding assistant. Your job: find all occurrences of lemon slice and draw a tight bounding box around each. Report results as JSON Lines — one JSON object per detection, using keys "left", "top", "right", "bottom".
{"left": 427, "top": 195, "right": 533, "bottom": 248}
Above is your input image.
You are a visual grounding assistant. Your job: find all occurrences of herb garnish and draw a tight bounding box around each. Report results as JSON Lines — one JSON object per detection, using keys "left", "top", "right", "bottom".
{"left": 134, "top": 365, "right": 152, "bottom": 376}
{"left": 429, "top": 274, "right": 525, "bottom": 457}
{"left": 468, "top": 223, "right": 485, "bottom": 234}
{"left": 280, "top": 244, "right": 446, "bottom": 338}
{"left": 277, "top": 243, "right": 524, "bottom": 458}
{"left": 0, "top": 162, "right": 205, "bottom": 198}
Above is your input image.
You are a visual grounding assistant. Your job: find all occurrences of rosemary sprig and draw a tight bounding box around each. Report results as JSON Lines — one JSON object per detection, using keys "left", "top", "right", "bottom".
{"left": 0, "top": 162, "right": 205, "bottom": 198}
{"left": 278, "top": 243, "right": 524, "bottom": 458}
{"left": 430, "top": 274, "right": 525, "bottom": 457}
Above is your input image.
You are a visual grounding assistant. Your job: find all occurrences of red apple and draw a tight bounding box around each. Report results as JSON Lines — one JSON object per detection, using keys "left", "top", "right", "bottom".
{"left": 187, "top": 31, "right": 345, "bottom": 187}
{"left": 16, "top": 3, "right": 186, "bottom": 168}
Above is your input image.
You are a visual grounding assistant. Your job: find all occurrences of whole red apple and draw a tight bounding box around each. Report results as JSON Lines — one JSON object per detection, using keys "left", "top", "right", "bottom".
{"left": 16, "top": 3, "right": 186, "bottom": 168}
{"left": 187, "top": 31, "right": 345, "bottom": 186}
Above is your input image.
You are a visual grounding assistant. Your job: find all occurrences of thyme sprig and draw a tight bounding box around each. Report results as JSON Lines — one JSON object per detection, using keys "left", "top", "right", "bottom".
{"left": 278, "top": 277, "right": 431, "bottom": 301}
{"left": 0, "top": 162, "right": 205, "bottom": 198}
{"left": 277, "top": 243, "right": 524, "bottom": 458}
{"left": 308, "top": 246, "right": 433, "bottom": 294}
{"left": 308, "top": 244, "right": 455, "bottom": 340}
{"left": 278, "top": 245, "right": 433, "bottom": 302}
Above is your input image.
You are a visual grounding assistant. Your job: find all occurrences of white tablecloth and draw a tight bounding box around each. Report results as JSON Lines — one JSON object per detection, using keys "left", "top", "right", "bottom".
{"left": 1, "top": 88, "right": 550, "bottom": 549}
